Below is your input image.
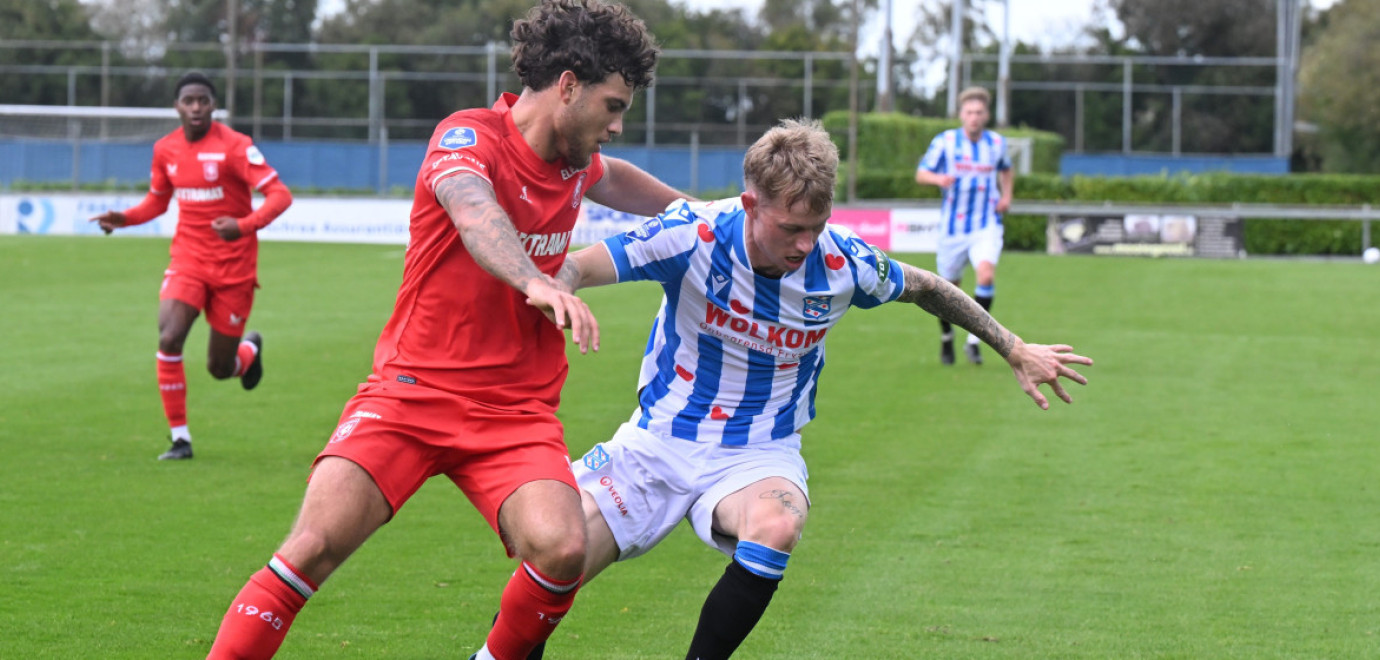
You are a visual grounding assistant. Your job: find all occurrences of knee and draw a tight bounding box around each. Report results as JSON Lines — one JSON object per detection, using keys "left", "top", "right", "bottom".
{"left": 206, "top": 355, "right": 236, "bottom": 379}
{"left": 158, "top": 332, "right": 185, "bottom": 356}
{"left": 744, "top": 513, "right": 804, "bottom": 553}
{"left": 278, "top": 528, "right": 343, "bottom": 583}
{"left": 516, "top": 523, "right": 587, "bottom": 580}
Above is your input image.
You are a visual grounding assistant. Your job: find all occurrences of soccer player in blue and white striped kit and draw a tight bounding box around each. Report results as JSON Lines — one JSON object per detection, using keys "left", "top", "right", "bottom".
{"left": 916, "top": 86, "right": 1015, "bottom": 366}
{"left": 542, "top": 119, "right": 1089, "bottom": 659}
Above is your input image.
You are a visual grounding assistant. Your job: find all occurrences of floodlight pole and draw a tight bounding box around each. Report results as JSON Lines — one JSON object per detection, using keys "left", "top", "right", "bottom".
{"left": 226, "top": 0, "right": 238, "bottom": 120}
{"left": 946, "top": 0, "right": 964, "bottom": 117}
{"left": 847, "top": 0, "right": 859, "bottom": 203}
{"left": 877, "top": 0, "right": 893, "bottom": 112}
{"left": 997, "top": 0, "right": 1011, "bottom": 127}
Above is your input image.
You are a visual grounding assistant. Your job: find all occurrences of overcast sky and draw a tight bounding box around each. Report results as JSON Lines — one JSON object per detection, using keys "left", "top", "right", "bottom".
{"left": 681, "top": 0, "right": 1114, "bottom": 52}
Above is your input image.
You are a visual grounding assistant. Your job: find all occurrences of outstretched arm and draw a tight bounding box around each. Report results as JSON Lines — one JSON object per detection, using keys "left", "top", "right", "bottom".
{"left": 896, "top": 261, "right": 1093, "bottom": 409}
{"left": 89, "top": 191, "right": 171, "bottom": 234}
{"left": 555, "top": 244, "right": 619, "bottom": 292}
{"left": 436, "top": 173, "right": 599, "bottom": 354}
{"left": 584, "top": 156, "right": 693, "bottom": 217}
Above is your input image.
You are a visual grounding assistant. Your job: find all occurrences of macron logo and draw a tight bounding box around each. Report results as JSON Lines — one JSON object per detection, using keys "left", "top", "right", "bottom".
{"left": 438, "top": 127, "right": 478, "bottom": 150}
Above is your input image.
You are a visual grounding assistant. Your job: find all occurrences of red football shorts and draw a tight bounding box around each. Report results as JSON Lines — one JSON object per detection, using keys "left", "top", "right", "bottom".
{"left": 160, "top": 269, "right": 256, "bottom": 337}
{"left": 314, "top": 380, "right": 577, "bottom": 550}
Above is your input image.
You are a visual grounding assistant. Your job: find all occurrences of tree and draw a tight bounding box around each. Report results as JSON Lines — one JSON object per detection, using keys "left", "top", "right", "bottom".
{"left": 1297, "top": 0, "right": 1380, "bottom": 172}
{"left": 0, "top": 0, "right": 106, "bottom": 105}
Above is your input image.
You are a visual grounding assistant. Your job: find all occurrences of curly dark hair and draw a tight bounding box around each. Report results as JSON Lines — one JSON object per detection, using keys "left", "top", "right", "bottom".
{"left": 510, "top": 0, "right": 659, "bottom": 92}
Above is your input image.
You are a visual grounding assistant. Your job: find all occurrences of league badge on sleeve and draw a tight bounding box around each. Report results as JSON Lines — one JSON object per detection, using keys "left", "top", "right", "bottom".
{"left": 438, "top": 127, "right": 478, "bottom": 150}
{"left": 245, "top": 145, "right": 265, "bottom": 165}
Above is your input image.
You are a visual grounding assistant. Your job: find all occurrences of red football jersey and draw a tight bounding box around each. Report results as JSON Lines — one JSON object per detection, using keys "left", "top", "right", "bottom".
{"left": 368, "top": 93, "right": 605, "bottom": 411}
{"left": 148, "top": 121, "right": 281, "bottom": 284}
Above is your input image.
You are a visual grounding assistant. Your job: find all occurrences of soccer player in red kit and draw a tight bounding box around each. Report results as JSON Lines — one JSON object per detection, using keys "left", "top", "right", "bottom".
{"left": 91, "top": 71, "right": 293, "bottom": 461}
{"left": 204, "top": 2, "right": 686, "bottom": 659}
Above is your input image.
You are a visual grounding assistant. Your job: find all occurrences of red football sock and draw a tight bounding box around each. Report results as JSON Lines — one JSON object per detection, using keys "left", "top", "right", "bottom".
{"left": 207, "top": 555, "right": 316, "bottom": 660}
{"left": 156, "top": 352, "right": 187, "bottom": 428}
{"left": 233, "top": 340, "right": 257, "bottom": 378}
{"left": 486, "top": 563, "right": 581, "bottom": 660}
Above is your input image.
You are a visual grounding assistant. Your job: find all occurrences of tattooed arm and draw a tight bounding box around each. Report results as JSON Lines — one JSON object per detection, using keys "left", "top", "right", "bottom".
{"left": 895, "top": 261, "right": 1094, "bottom": 409}
{"left": 896, "top": 261, "right": 1017, "bottom": 358}
{"left": 554, "top": 244, "right": 618, "bottom": 292}
{"left": 435, "top": 173, "right": 599, "bottom": 353}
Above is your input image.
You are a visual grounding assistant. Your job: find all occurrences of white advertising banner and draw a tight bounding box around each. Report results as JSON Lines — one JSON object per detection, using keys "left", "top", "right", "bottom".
{"left": 889, "top": 207, "right": 942, "bottom": 254}
{"left": 0, "top": 194, "right": 643, "bottom": 247}
{"left": 1, "top": 194, "right": 939, "bottom": 256}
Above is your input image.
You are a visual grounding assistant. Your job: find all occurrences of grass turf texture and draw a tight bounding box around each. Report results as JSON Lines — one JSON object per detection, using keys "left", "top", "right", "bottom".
{"left": 2, "top": 235, "right": 1377, "bottom": 658}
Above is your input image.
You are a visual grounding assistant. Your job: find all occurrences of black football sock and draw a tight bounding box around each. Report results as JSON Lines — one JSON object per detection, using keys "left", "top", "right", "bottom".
{"left": 685, "top": 561, "right": 779, "bottom": 660}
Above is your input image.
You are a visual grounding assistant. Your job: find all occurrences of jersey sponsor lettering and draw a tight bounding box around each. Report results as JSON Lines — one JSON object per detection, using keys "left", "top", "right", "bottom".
{"left": 518, "top": 230, "right": 571, "bottom": 257}
{"left": 175, "top": 186, "right": 225, "bottom": 202}
{"left": 601, "top": 198, "right": 905, "bottom": 445}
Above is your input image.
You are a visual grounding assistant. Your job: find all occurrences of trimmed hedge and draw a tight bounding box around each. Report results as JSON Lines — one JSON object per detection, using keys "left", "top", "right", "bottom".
{"left": 843, "top": 165, "right": 1378, "bottom": 255}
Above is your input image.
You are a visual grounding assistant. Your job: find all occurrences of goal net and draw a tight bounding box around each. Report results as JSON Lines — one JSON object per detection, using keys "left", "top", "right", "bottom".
{"left": 0, "top": 104, "right": 229, "bottom": 142}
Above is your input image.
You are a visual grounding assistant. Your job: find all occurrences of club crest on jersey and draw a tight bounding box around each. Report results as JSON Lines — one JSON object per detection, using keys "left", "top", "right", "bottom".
{"left": 582, "top": 444, "right": 612, "bottom": 470}
{"left": 570, "top": 172, "right": 588, "bottom": 208}
{"left": 802, "top": 295, "right": 834, "bottom": 320}
{"left": 202, "top": 161, "right": 219, "bottom": 182}
{"left": 438, "top": 127, "right": 478, "bottom": 150}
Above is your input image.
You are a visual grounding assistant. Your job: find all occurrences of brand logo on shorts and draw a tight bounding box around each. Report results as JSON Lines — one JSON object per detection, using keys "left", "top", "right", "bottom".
{"left": 582, "top": 444, "right": 611, "bottom": 470}
{"left": 599, "top": 475, "right": 629, "bottom": 517}
{"left": 229, "top": 313, "right": 243, "bottom": 326}
{"left": 329, "top": 418, "right": 359, "bottom": 443}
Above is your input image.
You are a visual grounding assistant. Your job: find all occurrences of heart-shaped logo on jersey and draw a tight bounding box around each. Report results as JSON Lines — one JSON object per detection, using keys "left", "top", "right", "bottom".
{"left": 698, "top": 224, "right": 715, "bottom": 242}
{"left": 710, "top": 406, "right": 731, "bottom": 420}
{"left": 825, "top": 254, "right": 846, "bottom": 270}
{"left": 675, "top": 365, "right": 694, "bottom": 381}
{"left": 729, "top": 299, "right": 750, "bottom": 314}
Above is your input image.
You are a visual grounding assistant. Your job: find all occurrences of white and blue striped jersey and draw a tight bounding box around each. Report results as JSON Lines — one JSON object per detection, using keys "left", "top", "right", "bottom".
{"left": 918, "top": 128, "right": 1012, "bottom": 237}
{"left": 600, "top": 198, "right": 905, "bottom": 446}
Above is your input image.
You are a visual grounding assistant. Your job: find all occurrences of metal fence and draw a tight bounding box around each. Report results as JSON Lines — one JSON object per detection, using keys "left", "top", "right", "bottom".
{"left": 0, "top": 39, "right": 856, "bottom": 148}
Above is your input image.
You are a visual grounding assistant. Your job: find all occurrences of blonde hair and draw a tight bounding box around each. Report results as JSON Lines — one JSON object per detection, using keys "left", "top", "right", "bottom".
{"left": 958, "top": 86, "right": 991, "bottom": 110}
{"left": 742, "top": 118, "right": 838, "bottom": 216}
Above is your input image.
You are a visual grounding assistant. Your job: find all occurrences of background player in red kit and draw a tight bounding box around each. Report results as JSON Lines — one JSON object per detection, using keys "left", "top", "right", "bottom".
{"left": 91, "top": 71, "right": 293, "bottom": 461}
{"left": 205, "top": 2, "right": 686, "bottom": 659}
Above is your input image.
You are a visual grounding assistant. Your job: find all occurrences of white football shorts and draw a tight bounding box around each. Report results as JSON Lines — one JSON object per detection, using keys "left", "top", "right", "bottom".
{"left": 572, "top": 420, "right": 810, "bottom": 560}
{"left": 936, "top": 224, "right": 1004, "bottom": 282}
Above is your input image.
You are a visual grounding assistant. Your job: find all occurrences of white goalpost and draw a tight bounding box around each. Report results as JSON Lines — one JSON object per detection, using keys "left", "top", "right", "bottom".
{"left": 0, "top": 105, "right": 230, "bottom": 189}
{"left": 0, "top": 104, "right": 229, "bottom": 142}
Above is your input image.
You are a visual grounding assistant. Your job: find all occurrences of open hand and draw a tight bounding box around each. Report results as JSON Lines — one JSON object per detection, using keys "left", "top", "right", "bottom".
{"left": 89, "top": 210, "right": 127, "bottom": 235}
{"left": 1005, "top": 341, "right": 1093, "bottom": 410}
{"left": 525, "top": 277, "right": 600, "bottom": 355}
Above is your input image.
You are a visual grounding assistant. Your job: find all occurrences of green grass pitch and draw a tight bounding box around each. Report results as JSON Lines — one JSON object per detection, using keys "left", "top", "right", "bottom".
{"left": 2, "top": 235, "right": 1378, "bottom": 658}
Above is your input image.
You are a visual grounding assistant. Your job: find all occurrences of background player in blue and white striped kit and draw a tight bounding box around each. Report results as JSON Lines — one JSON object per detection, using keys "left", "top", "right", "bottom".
{"left": 540, "top": 119, "right": 1088, "bottom": 659}
{"left": 916, "top": 86, "right": 1015, "bottom": 366}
